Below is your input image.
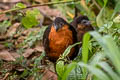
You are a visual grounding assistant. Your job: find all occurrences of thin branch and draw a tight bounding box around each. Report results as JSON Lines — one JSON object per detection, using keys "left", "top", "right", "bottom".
{"left": 0, "top": 0, "right": 80, "bottom": 15}
{"left": 74, "top": 0, "right": 78, "bottom": 17}
{"left": 92, "top": 0, "right": 101, "bottom": 10}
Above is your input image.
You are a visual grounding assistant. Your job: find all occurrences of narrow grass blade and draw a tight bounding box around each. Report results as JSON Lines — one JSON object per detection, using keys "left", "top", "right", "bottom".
{"left": 78, "top": 62, "right": 110, "bottom": 80}
{"left": 98, "top": 62, "right": 120, "bottom": 80}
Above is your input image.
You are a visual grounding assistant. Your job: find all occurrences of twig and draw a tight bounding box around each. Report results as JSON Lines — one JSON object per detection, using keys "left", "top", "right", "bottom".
{"left": 92, "top": 0, "right": 101, "bottom": 10}
{"left": 2, "top": 73, "right": 10, "bottom": 80}
{"left": 0, "top": 0, "right": 80, "bottom": 15}
{"left": 74, "top": 0, "right": 78, "bottom": 17}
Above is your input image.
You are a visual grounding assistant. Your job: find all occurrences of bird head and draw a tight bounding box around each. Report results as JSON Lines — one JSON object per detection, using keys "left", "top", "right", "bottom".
{"left": 71, "top": 16, "right": 93, "bottom": 31}
{"left": 53, "top": 17, "right": 67, "bottom": 31}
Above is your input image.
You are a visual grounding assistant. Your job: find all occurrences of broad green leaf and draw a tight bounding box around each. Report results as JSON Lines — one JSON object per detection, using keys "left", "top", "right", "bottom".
{"left": 96, "top": 8, "right": 105, "bottom": 27}
{"left": 16, "top": 3, "right": 26, "bottom": 8}
{"left": 82, "top": 32, "right": 90, "bottom": 63}
{"left": 62, "top": 62, "right": 77, "bottom": 80}
{"left": 21, "top": 9, "right": 40, "bottom": 28}
{"left": 56, "top": 60, "right": 65, "bottom": 78}
{"left": 22, "top": 15, "right": 38, "bottom": 28}
{"left": 81, "top": 33, "right": 90, "bottom": 76}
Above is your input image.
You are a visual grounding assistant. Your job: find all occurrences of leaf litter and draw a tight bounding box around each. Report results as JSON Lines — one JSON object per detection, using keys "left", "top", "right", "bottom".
{"left": 0, "top": 0, "right": 66, "bottom": 79}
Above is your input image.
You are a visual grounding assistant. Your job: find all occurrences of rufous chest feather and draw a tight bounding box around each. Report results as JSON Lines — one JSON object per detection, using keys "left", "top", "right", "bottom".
{"left": 48, "top": 25, "right": 73, "bottom": 52}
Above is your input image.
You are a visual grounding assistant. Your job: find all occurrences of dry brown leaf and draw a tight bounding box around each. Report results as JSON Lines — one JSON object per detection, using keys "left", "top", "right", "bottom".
{"left": 27, "top": 76, "right": 35, "bottom": 80}
{"left": 6, "top": 23, "right": 20, "bottom": 38}
{"left": 13, "top": 34, "right": 20, "bottom": 39}
{"left": 10, "top": 52, "right": 20, "bottom": 58}
{"left": 0, "top": 44, "right": 5, "bottom": 50}
{"left": 0, "top": 50, "right": 15, "bottom": 61}
{"left": 23, "top": 48, "right": 34, "bottom": 58}
{"left": 2, "top": 72, "right": 10, "bottom": 80}
{"left": 1, "top": 0, "right": 21, "bottom": 3}
{"left": 21, "top": 30, "right": 29, "bottom": 36}
{"left": 17, "top": 36, "right": 26, "bottom": 43}
{"left": 0, "top": 35, "right": 7, "bottom": 40}
{"left": 15, "top": 65, "right": 25, "bottom": 72}
{"left": 42, "top": 69, "right": 58, "bottom": 80}
{"left": 0, "top": 9, "right": 8, "bottom": 21}
{"left": 34, "top": 46, "right": 44, "bottom": 52}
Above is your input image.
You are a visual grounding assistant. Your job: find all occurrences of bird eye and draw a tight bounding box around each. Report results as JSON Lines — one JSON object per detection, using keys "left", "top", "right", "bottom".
{"left": 60, "top": 22, "right": 64, "bottom": 27}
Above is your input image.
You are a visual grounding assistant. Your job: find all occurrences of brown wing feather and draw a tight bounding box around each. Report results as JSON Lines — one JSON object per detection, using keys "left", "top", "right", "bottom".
{"left": 43, "top": 24, "right": 52, "bottom": 54}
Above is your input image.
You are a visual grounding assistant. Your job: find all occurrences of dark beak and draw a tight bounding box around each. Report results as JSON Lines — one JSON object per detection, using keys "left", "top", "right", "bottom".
{"left": 53, "top": 23, "right": 59, "bottom": 31}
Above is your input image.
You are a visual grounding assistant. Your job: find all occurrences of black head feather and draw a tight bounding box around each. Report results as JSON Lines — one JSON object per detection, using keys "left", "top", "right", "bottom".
{"left": 76, "top": 16, "right": 89, "bottom": 24}
{"left": 53, "top": 17, "right": 68, "bottom": 31}
{"left": 71, "top": 16, "right": 91, "bottom": 28}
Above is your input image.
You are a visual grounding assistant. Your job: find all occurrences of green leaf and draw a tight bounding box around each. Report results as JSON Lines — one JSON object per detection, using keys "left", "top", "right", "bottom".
{"left": 4, "top": 42, "right": 13, "bottom": 48}
{"left": 112, "top": 2, "right": 120, "bottom": 19}
{"left": 78, "top": 62, "right": 110, "bottom": 80}
{"left": 99, "top": 21, "right": 113, "bottom": 32}
{"left": 96, "top": 0, "right": 110, "bottom": 27}
{"left": 103, "top": 0, "right": 108, "bottom": 7}
{"left": 61, "top": 42, "right": 80, "bottom": 59}
{"left": 82, "top": 32, "right": 90, "bottom": 63}
{"left": 67, "top": 65, "right": 83, "bottom": 80}
{"left": 90, "top": 31, "right": 120, "bottom": 74}
{"left": 21, "top": 9, "right": 40, "bottom": 28}
{"left": 34, "top": 51, "right": 45, "bottom": 67}
{"left": 62, "top": 62, "right": 77, "bottom": 80}
{"left": 0, "top": 20, "right": 11, "bottom": 34}
{"left": 16, "top": 3, "right": 26, "bottom": 8}
{"left": 103, "top": 36, "right": 120, "bottom": 74}
{"left": 96, "top": 0, "right": 104, "bottom": 7}
{"left": 20, "top": 69, "right": 29, "bottom": 78}
{"left": 26, "top": 9, "right": 40, "bottom": 17}
{"left": 76, "top": 2, "right": 95, "bottom": 19}
{"left": 98, "top": 62, "right": 120, "bottom": 80}
{"left": 90, "top": 52, "right": 104, "bottom": 66}
{"left": 22, "top": 15, "right": 38, "bottom": 28}
{"left": 56, "top": 60, "right": 65, "bottom": 78}
{"left": 96, "top": 8, "right": 105, "bottom": 27}
{"left": 113, "top": 15, "right": 120, "bottom": 23}
{"left": 81, "top": 32, "right": 90, "bottom": 75}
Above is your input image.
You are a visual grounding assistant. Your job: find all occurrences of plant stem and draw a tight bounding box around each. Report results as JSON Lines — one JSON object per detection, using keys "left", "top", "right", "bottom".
{"left": 0, "top": 0, "right": 80, "bottom": 15}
